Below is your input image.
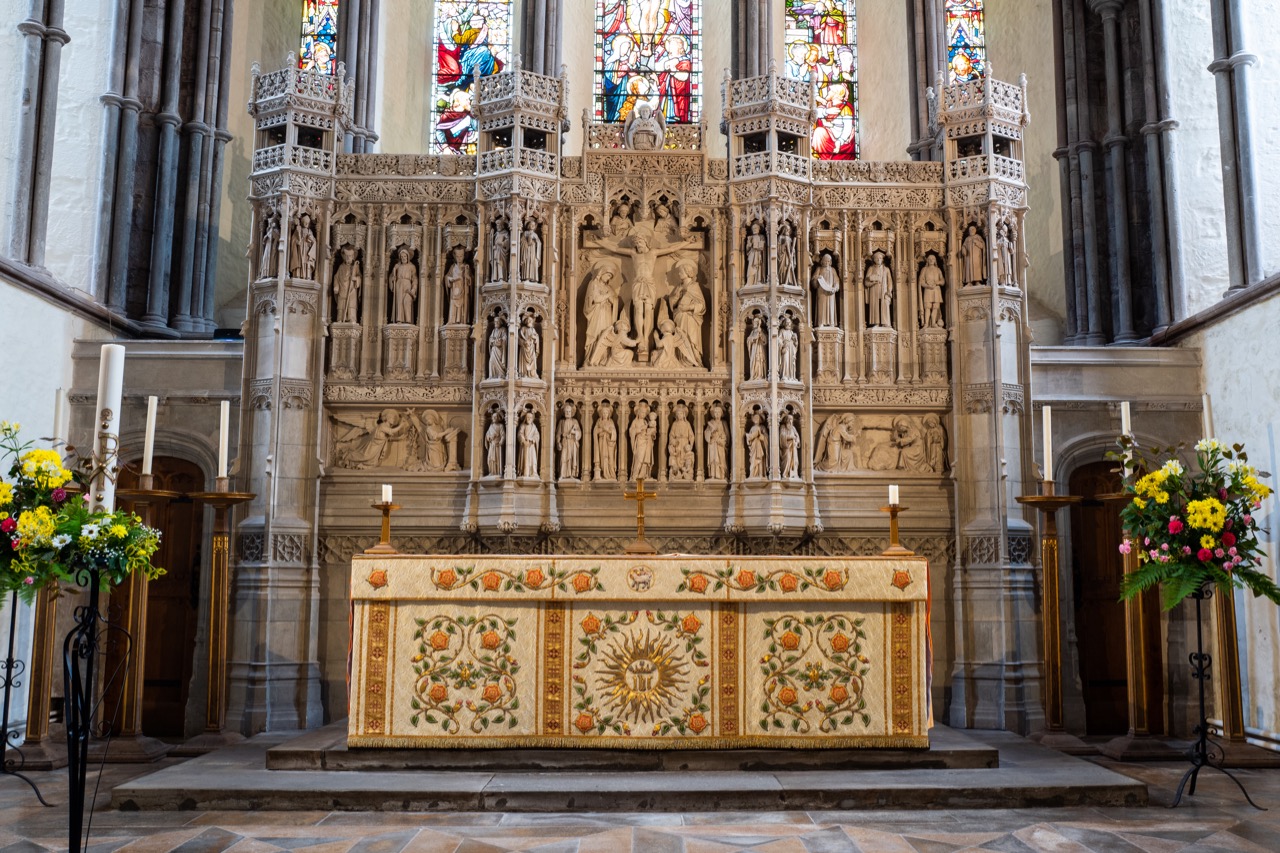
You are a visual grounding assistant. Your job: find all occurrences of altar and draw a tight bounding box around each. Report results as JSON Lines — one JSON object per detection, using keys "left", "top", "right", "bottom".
{"left": 348, "top": 554, "right": 931, "bottom": 749}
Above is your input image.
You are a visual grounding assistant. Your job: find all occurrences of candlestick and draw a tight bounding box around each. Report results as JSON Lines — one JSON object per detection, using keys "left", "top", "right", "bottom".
{"left": 879, "top": 503, "right": 914, "bottom": 556}
{"left": 217, "top": 400, "right": 229, "bottom": 478}
{"left": 366, "top": 500, "right": 402, "bottom": 554}
{"left": 382, "top": 483, "right": 392, "bottom": 503}
{"left": 1202, "top": 393, "right": 1214, "bottom": 440}
{"left": 92, "top": 345, "right": 126, "bottom": 513}
{"left": 888, "top": 484, "right": 899, "bottom": 507}
{"left": 1042, "top": 405, "right": 1054, "bottom": 483}
{"left": 142, "top": 395, "right": 157, "bottom": 476}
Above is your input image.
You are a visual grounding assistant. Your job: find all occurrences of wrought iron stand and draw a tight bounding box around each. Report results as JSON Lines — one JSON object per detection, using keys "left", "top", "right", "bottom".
{"left": 1, "top": 588, "right": 51, "bottom": 805}
{"left": 1171, "top": 584, "right": 1265, "bottom": 809}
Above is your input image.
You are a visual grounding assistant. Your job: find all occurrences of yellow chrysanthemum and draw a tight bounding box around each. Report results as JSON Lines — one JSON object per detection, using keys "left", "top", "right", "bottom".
{"left": 1132, "top": 497, "right": 1148, "bottom": 510}
{"left": 1201, "top": 535, "right": 1216, "bottom": 550}
{"left": 1186, "top": 497, "right": 1227, "bottom": 532}
{"left": 109, "top": 524, "right": 128, "bottom": 539}
{"left": 19, "top": 448, "right": 72, "bottom": 489}
{"left": 15, "top": 506, "right": 56, "bottom": 546}
{"left": 0, "top": 482, "right": 12, "bottom": 507}
{"left": 1243, "top": 475, "right": 1273, "bottom": 503}
{"left": 1154, "top": 491, "right": 1169, "bottom": 504}
{"left": 1135, "top": 472, "right": 1168, "bottom": 499}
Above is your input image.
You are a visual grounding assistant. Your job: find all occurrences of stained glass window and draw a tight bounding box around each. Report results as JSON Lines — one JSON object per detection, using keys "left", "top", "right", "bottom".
{"left": 945, "top": 1, "right": 986, "bottom": 82}
{"left": 299, "top": 0, "right": 340, "bottom": 75}
{"left": 431, "top": 1, "right": 514, "bottom": 155}
{"left": 784, "top": 1, "right": 858, "bottom": 160}
{"left": 594, "top": 1, "right": 702, "bottom": 124}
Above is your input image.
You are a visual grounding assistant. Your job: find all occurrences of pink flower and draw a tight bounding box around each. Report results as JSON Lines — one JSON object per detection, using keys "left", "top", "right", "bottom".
{"left": 1183, "top": 546, "right": 1193, "bottom": 555}
{"left": 1222, "top": 532, "right": 1237, "bottom": 548}
{"left": 51, "top": 487, "right": 66, "bottom": 503}
{"left": 1224, "top": 518, "right": 1234, "bottom": 531}
{"left": 1215, "top": 548, "right": 1225, "bottom": 559}
{"left": 1229, "top": 547, "right": 1238, "bottom": 557}
{"left": 1244, "top": 515, "right": 1253, "bottom": 525}
{"left": 1168, "top": 518, "right": 1185, "bottom": 534}
{"left": 1161, "top": 543, "right": 1169, "bottom": 551}
{"left": 0, "top": 518, "right": 14, "bottom": 533}
{"left": 1144, "top": 537, "right": 1151, "bottom": 546}
{"left": 1220, "top": 488, "right": 1230, "bottom": 501}
{"left": 1225, "top": 561, "right": 1234, "bottom": 571}
{"left": 1149, "top": 550, "right": 1160, "bottom": 560}
{"left": 1119, "top": 541, "right": 1133, "bottom": 555}
{"left": 1198, "top": 548, "right": 1214, "bottom": 561}
{"left": 23, "top": 576, "right": 33, "bottom": 585}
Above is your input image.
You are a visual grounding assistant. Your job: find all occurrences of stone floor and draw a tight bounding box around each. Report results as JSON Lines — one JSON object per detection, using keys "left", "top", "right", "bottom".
{"left": 2, "top": 737, "right": 1279, "bottom": 852}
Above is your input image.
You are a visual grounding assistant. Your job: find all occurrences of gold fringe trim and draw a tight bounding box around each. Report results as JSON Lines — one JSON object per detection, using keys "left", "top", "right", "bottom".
{"left": 346, "top": 733, "right": 931, "bottom": 750}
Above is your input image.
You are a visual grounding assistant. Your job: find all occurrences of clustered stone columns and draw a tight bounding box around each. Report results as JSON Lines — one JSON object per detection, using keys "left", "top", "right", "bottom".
{"left": 1135, "top": 0, "right": 1177, "bottom": 334}
{"left": 338, "top": 0, "right": 381, "bottom": 152}
{"left": 1208, "top": 0, "right": 1262, "bottom": 292}
{"left": 732, "top": 0, "right": 776, "bottom": 78}
{"left": 9, "top": 0, "right": 69, "bottom": 267}
{"left": 521, "top": 0, "right": 562, "bottom": 78}
{"left": 908, "top": 0, "right": 946, "bottom": 160}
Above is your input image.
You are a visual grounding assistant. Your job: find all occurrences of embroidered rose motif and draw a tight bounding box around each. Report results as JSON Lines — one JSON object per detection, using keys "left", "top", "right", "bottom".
{"left": 574, "top": 712, "right": 595, "bottom": 733}
{"left": 687, "top": 574, "right": 709, "bottom": 593}
{"left": 778, "top": 573, "right": 799, "bottom": 592}
{"left": 428, "top": 683, "right": 448, "bottom": 703}
{"left": 780, "top": 631, "right": 801, "bottom": 651}
{"left": 429, "top": 631, "right": 450, "bottom": 651}
{"left": 735, "top": 569, "right": 756, "bottom": 589}
{"left": 480, "top": 630, "right": 501, "bottom": 650}
{"left": 777, "top": 686, "right": 798, "bottom": 706}
{"left": 367, "top": 569, "right": 388, "bottom": 589}
{"left": 687, "top": 713, "right": 708, "bottom": 734}
{"left": 829, "top": 684, "right": 849, "bottom": 704}
{"left": 571, "top": 572, "right": 593, "bottom": 593}
{"left": 482, "top": 571, "right": 502, "bottom": 591}
{"left": 823, "top": 570, "right": 844, "bottom": 590}
{"left": 580, "top": 614, "right": 602, "bottom": 635}
{"left": 435, "top": 568, "right": 458, "bottom": 589}
{"left": 481, "top": 683, "right": 502, "bottom": 704}
{"left": 680, "top": 614, "right": 702, "bottom": 635}
{"left": 830, "top": 633, "right": 850, "bottom": 653}
{"left": 891, "top": 569, "right": 912, "bottom": 590}
{"left": 524, "top": 568, "right": 545, "bottom": 587}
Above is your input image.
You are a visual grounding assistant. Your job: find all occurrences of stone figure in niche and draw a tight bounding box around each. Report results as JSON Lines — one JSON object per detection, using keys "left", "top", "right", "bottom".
{"left": 520, "top": 221, "right": 542, "bottom": 282}
{"left": 332, "top": 244, "right": 362, "bottom": 324}
{"left": 892, "top": 415, "right": 932, "bottom": 473}
{"left": 629, "top": 401, "right": 658, "bottom": 481}
{"left": 778, "top": 315, "right": 799, "bottom": 382}
{"left": 557, "top": 402, "right": 582, "bottom": 480}
{"left": 651, "top": 317, "right": 698, "bottom": 369}
{"left": 746, "top": 316, "right": 768, "bottom": 380}
{"left": 669, "top": 260, "right": 705, "bottom": 366}
{"left": 744, "top": 222, "right": 766, "bottom": 286}
{"left": 777, "top": 222, "right": 798, "bottom": 288}
{"left": 704, "top": 403, "right": 728, "bottom": 480}
{"left": 918, "top": 254, "right": 946, "bottom": 329}
{"left": 814, "top": 413, "right": 860, "bottom": 473}
{"left": 444, "top": 245, "right": 471, "bottom": 325}
{"left": 961, "top": 224, "right": 987, "bottom": 286}
{"left": 594, "top": 401, "right": 618, "bottom": 481}
{"left": 811, "top": 253, "right": 840, "bottom": 328}
{"left": 289, "top": 212, "right": 318, "bottom": 280}
{"left": 624, "top": 100, "right": 666, "bottom": 150}
{"left": 923, "top": 414, "right": 946, "bottom": 473}
{"left": 389, "top": 248, "right": 419, "bottom": 324}
{"left": 408, "top": 410, "right": 461, "bottom": 472}
{"left": 610, "top": 201, "right": 633, "bottom": 237}
{"left": 489, "top": 216, "right": 510, "bottom": 282}
{"left": 668, "top": 403, "right": 695, "bottom": 481}
{"left": 652, "top": 199, "right": 679, "bottom": 242}
{"left": 518, "top": 314, "right": 540, "bottom": 378}
{"left": 746, "top": 412, "right": 768, "bottom": 478}
{"left": 864, "top": 250, "right": 893, "bottom": 329}
{"left": 779, "top": 413, "right": 801, "bottom": 480}
{"left": 518, "top": 411, "right": 540, "bottom": 479}
{"left": 484, "top": 409, "right": 505, "bottom": 477}
{"left": 589, "top": 319, "right": 639, "bottom": 366}
{"left": 331, "top": 409, "right": 410, "bottom": 469}
{"left": 587, "top": 225, "right": 699, "bottom": 358}
{"left": 995, "top": 221, "right": 1015, "bottom": 286}
{"left": 260, "top": 213, "right": 280, "bottom": 278}
{"left": 582, "top": 261, "right": 621, "bottom": 365}
{"left": 487, "top": 313, "right": 508, "bottom": 379}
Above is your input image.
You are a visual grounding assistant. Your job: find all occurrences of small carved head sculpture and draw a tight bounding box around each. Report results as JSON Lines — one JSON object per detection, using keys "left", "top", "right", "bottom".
{"left": 632, "top": 233, "right": 650, "bottom": 252}
{"left": 451, "top": 244, "right": 466, "bottom": 262}
{"left": 967, "top": 224, "right": 978, "bottom": 236}
{"left": 658, "top": 318, "right": 675, "bottom": 335}
{"left": 491, "top": 409, "right": 504, "bottom": 424}
{"left": 613, "top": 318, "right": 629, "bottom": 333}
{"left": 872, "top": 250, "right": 886, "bottom": 266}
{"left": 398, "top": 247, "right": 411, "bottom": 264}
{"left": 340, "top": 244, "right": 356, "bottom": 263}
{"left": 674, "top": 403, "right": 688, "bottom": 421}
{"left": 676, "top": 260, "right": 697, "bottom": 283}
{"left": 300, "top": 213, "right": 312, "bottom": 229}
{"left": 925, "top": 254, "right": 938, "bottom": 268}
{"left": 750, "top": 222, "right": 761, "bottom": 235}
{"left": 751, "top": 315, "right": 762, "bottom": 330}
{"left": 599, "top": 401, "right": 613, "bottom": 418}
{"left": 781, "top": 315, "right": 792, "bottom": 330}
{"left": 380, "top": 409, "right": 400, "bottom": 426}
{"left": 636, "top": 400, "right": 650, "bottom": 418}
{"left": 524, "top": 410, "right": 536, "bottom": 424}
{"left": 564, "top": 401, "right": 576, "bottom": 418}
{"left": 710, "top": 402, "right": 723, "bottom": 420}
{"left": 820, "top": 253, "right": 833, "bottom": 269}
{"left": 923, "top": 413, "right": 940, "bottom": 429}
{"left": 523, "top": 313, "right": 535, "bottom": 327}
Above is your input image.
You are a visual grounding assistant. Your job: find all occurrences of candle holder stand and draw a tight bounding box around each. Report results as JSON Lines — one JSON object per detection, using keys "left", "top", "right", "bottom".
{"left": 175, "top": 479, "right": 254, "bottom": 756}
{"left": 365, "top": 502, "right": 402, "bottom": 554}
{"left": 878, "top": 505, "right": 914, "bottom": 556}
{"left": 1017, "top": 480, "right": 1091, "bottom": 755}
{"left": 1, "top": 587, "right": 52, "bottom": 805}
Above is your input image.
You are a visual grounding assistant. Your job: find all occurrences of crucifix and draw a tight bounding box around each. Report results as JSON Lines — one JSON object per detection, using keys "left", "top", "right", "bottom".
{"left": 623, "top": 477, "right": 658, "bottom": 555}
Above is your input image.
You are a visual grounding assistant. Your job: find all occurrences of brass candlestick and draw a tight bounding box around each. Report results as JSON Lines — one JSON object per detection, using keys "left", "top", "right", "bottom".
{"left": 365, "top": 501, "right": 402, "bottom": 554}
{"left": 1017, "top": 480, "right": 1088, "bottom": 753}
{"left": 179, "top": 479, "right": 254, "bottom": 755}
{"left": 879, "top": 505, "right": 915, "bottom": 556}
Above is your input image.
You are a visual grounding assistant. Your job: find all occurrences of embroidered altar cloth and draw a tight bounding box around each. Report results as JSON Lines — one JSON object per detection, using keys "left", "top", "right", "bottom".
{"left": 348, "top": 555, "right": 931, "bottom": 749}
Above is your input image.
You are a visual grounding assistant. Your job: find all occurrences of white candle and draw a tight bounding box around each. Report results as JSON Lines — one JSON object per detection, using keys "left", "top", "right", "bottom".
{"left": 889, "top": 484, "right": 899, "bottom": 506}
{"left": 52, "top": 387, "right": 64, "bottom": 443}
{"left": 1120, "top": 401, "right": 1131, "bottom": 437}
{"left": 1042, "top": 405, "right": 1054, "bottom": 483}
{"left": 142, "top": 395, "right": 158, "bottom": 476}
{"left": 1202, "top": 393, "right": 1214, "bottom": 440}
{"left": 93, "top": 345, "right": 126, "bottom": 512}
{"left": 217, "top": 400, "right": 230, "bottom": 478}
{"left": 382, "top": 484, "right": 393, "bottom": 503}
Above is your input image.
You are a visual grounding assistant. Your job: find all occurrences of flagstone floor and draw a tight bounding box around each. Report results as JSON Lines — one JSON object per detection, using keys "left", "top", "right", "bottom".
{"left": 2, "top": 746, "right": 1279, "bottom": 852}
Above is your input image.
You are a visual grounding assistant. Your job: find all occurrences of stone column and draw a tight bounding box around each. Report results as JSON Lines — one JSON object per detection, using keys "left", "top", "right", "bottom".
{"left": 1136, "top": 0, "right": 1172, "bottom": 334}
{"left": 105, "top": 0, "right": 146, "bottom": 311}
{"left": 173, "top": 0, "right": 216, "bottom": 333}
{"left": 143, "top": 0, "right": 188, "bottom": 333}
{"left": 1149, "top": 0, "right": 1184, "bottom": 318}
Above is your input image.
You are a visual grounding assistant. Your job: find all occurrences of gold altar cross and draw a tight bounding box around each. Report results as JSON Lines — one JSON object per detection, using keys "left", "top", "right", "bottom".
{"left": 623, "top": 478, "right": 658, "bottom": 555}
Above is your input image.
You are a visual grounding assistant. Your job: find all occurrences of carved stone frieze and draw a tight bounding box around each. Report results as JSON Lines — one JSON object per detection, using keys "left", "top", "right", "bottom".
{"left": 323, "top": 383, "right": 472, "bottom": 403}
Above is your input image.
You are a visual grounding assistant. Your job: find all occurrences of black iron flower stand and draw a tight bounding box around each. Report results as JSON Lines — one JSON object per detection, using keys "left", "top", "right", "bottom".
{"left": 1171, "top": 583, "right": 1265, "bottom": 809}
{"left": 1, "top": 588, "right": 52, "bottom": 805}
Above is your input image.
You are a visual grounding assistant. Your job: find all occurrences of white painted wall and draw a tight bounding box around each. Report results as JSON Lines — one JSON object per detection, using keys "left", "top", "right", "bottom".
{"left": 0, "top": 7, "right": 26, "bottom": 248}
{"left": 375, "top": 0, "right": 434, "bottom": 153}
{"left": 856, "top": 0, "right": 913, "bottom": 161}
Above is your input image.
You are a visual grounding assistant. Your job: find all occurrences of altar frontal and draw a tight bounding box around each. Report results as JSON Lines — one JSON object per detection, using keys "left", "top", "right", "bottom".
{"left": 349, "top": 555, "right": 931, "bottom": 749}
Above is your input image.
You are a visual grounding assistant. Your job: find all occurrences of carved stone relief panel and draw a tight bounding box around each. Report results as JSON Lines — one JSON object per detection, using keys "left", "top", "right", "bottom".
{"left": 814, "top": 413, "right": 948, "bottom": 474}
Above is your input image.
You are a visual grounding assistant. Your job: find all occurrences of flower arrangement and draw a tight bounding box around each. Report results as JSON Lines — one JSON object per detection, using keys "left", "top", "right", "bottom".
{"left": 1114, "top": 437, "right": 1279, "bottom": 610}
{"left": 0, "top": 421, "right": 163, "bottom": 601}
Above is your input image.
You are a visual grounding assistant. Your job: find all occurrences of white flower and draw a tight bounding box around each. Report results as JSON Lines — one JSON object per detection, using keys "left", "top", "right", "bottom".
{"left": 1160, "top": 459, "right": 1184, "bottom": 477}
{"left": 1195, "top": 438, "right": 1224, "bottom": 453}
{"left": 80, "top": 523, "right": 100, "bottom": 540}
{"left": 51, "top": 534, "right": 71, "bottom": 548}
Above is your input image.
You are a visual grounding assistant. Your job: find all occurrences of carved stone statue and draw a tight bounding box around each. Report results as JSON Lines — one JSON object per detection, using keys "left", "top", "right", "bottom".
{"left": 557, "top": 402, "right": 582, "bottom": 480}
{"left": 484, "top": 409, "right": 505, "bottom": 477}
{"left": 389, "top": 248, "right": 418, "bottom": 324}
{"left": 779, "top": 412, "right": 801, "bottom": 480}
{"left": 651, "top": 317, "right": 698, "bottom": 369}
{"left": 864, "top": 250, "right": 893, "bottom": 329}
{"left": 593, "top": 401, "right": 618, "bottom": 481}
{"left": 777, "top": 221, "right": 798, "bottom": 288}
{"left": 744, "top": 221, "right": 766, "bottom": 286}
{"left": 582, "top": 261, "right": 621, "bottom": 365}
{"left": 589, "top": 319, "right": 639, "bottom": 367}
{"left": 260, "top": 213, "right": 280, "bottom": 278}
{"left": 331, "top": 409, "right": 410, "bottom": 469}
{"left": 408, "top": 410, "right": 461, "bottom": 472}
{"left": 652, "top": 199, "right": 679, "bottom": 241}
{"left": 812, "top": 253, "right": 839, "bottom": 328}
{"left": 995, "top": 220, "right": 1015, "bottom": 286}
{"left": 444, "top": 244, "right": 471, "bottom": 325}
{"left": 518, "top": 313, "right": 540, "bottom": 378}
{"left": 667, "top": 403, "right": 695, "bottom": 481}
{"left": 289, "top": 212, "right": 317, "bottom": 280}
{"left": 778, "top": 315, "right": 798, "bottom": 382}
{"left": 629, "top": 400, "right": 657, "bottom": 481}
{"left": 489, "top": 216, "right": 510, "bottom": 282}
{"left": 332, "top": 244, "right": 361, "bottom": 324}
{"left": 746, "top": 411, "right": 768, "bottom": 478}
{"left": 487, "top": 313, "right": 508, "bottom": 379}
{"left": 519, "top": 220, "right": 542, "bottom": 282}
{"left": 669, "top": 260, "right": 705, "bottom": 366}
{"left": 624, "top": 100, "right": 666, "bottom": 150}
{"left": 919, "top": 254, "right": 946, "bottom": 328}
{"left": 609, "top": 201, "right": 633, "bottom": 238}
{"left": 814, "top": 413, "right": 860, "bottom": 473}
{"left": 923, "top": 413, "right": 947, "bottom": 473}
{"left": 705, "top": 403, "right": 728, "bottom": 480}
{"left": 746, "top": 316, "right": 768, "bottom": 380}
{"left": 518, "top": 410, "right": 540, "bottom": 479}
{"left": 961, "top": 224, "right": 987, "bottom": 286}
{"left": 892, "top": 415, "right": 932, "bottom": 473}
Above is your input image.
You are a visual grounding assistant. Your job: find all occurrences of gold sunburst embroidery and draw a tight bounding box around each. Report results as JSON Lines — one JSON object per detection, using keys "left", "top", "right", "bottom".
{"left": 595, "top": 628, "right": 690, "bottom": 724}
